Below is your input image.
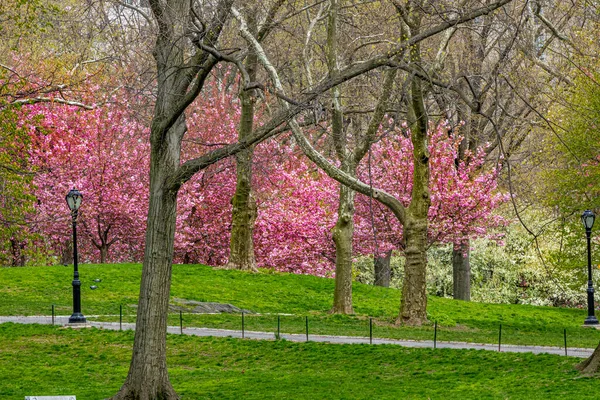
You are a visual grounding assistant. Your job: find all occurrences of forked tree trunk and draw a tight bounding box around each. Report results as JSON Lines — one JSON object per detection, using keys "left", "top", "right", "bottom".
{"left": 110, "top": 0, "right": 194, "bottom": 394}
{"left": 331, "top": 165, "right": 356, "bottom": 314}
{"left": 398, "top": 35, "right": 431, "bottom": 326}
{"left": 453, "top": 242, "right": 471, "bottom": 301}
{"left": 327, "top": 0, "right": 355, "bottom": 314}
{"left": 374, "top": 250, "right": 392, "bottom": 287}
{"left": 226, "top": 38, "right": 258, "bottom": 272}
{"left": 576, "top": 342, "right": 600, "bottom": 374}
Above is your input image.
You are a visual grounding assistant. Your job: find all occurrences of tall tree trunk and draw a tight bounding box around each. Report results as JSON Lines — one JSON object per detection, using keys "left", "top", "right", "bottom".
{"left": 110, "top": 0, "right": 193, "bottom": 395}
{"left": 327, "top": 0, "right": 358, "bottom": 314}
{"left": 374, "top": 249, "right": 392, "bottom": 287}
{"left": 226, "top": 25, "right": 258, "bottom": 272}
{"left": 111, "top": 120, "right": 183, "bottom": 400}
{"left": 226, "top": 171, "right": 257, "bottom": 271}
{"left": 453, "top": 242, "right": 471, "bottom": 301}
{"left": 331, "top": 163, "right": 356, "bottom": 314}
{"left": 225, "top": 98, "right": 258, "bottom": 271}
{"left": 398, "top": 31, "right": 431, "bottom": 325}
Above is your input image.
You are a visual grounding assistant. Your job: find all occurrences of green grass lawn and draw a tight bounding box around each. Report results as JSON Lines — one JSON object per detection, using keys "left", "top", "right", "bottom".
{"left": 0, "top": 323, "right": 598, "bottom": 400}
{"left": 1, "top": 263, "right": 600, "bottom": 348}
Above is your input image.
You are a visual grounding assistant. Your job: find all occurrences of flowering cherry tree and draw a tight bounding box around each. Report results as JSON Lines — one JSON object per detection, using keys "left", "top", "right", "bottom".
{"left": 176, "top": 108, "right": 507, "bottom": 278}
{"left": 24, "top": 97, "right": 149, "bottom": 263}
{"left": 174, "top": 85, "right": 339, "bottom": 273}
{"left": 353, "top": 123, "right": 508, "bottom": 257}
{"left": 11, "top": 79, "right": 506, "bottom": 275}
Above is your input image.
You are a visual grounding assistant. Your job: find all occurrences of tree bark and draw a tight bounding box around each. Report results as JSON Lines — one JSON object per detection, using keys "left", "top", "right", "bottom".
{"left": 10, "top": 238, "right": 26, "bottom": 266}
{"left": 226, "top": 37, "right": 258, "bottom": 272}
{"left": 61, "top": 239, "right": 73, "bottom": 265}
{"left": 331, "top": 163, "right": 356, "bottom": 314}
{"left": 100, "top": 244, "right": 108, "bottom": 265}
{"left": 398, "top": 24, "right": 431, "bottom": 325}
{"left": 110, "top": 0, "right": 224, "bottom": 396}
{"left": 398, "top": 215, "right": 428, "bottom": 325}
{"left": 110, "top": 119, "right": 183, "bottom": 399}
{"left": 576, "top": 342, "right": 600, "bottom": 374}
{"left": 326, "top": 0, "right": 355, "bottom": 314}
{"left": 452, "top": 242, "right": 471, "bottom": 301}
{"left": 374, "top": 249, "right": 392, "bottom": 287}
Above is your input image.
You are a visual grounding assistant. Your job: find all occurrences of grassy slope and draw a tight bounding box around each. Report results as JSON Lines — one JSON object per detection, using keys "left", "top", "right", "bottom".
{"left": 0, "top": 323, "right": 598, "bottom": 400}
{"left": 1, "top": 263, "right": 600, "bottom": 347}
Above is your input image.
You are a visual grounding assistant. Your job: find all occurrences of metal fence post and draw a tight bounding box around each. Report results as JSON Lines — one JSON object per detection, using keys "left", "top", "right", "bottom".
{"left": 305, "top": 316, "right": 309, "bottom": 341}
{"left": 498, "top": 324, "right": 502, "bottom": 352}
{"left": 434, "top": 321, "right": 437, "bottom": 349}
{"left": 277, "top": 315, "right": 281, "bottom": 340}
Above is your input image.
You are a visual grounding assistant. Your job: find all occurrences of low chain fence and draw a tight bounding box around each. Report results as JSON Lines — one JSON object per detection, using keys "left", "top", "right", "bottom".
{"left": 35, "top": 303, "right": 600, "bottom": 356}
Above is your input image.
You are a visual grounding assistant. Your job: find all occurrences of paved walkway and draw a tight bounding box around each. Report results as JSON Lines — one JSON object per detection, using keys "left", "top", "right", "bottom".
{"left": 0, "top": 315, "right": 593, "bottom": 358}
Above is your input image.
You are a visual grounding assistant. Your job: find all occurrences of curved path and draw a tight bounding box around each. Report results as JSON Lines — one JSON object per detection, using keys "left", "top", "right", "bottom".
{"left": 0, "top": 315, "right": 593, "bottom": 358}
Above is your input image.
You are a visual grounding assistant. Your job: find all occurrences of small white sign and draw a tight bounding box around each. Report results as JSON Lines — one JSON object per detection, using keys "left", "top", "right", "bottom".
{"left": 25, "top": 397, "right": 76, "bottom": 400}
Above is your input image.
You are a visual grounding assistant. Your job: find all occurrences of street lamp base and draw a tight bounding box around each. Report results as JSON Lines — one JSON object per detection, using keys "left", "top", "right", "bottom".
{"left": 584, "top": 316, "right": 599, "bottom": 325}
{"left": 69, "top": 313, "right": 87, "bottom": 324}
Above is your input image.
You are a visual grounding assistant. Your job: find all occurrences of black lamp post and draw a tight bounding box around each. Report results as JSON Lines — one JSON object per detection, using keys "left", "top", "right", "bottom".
{"left": 66, "top": 188, "right": 86, "bottom": 324}
{"left": 582, "top": 209, "right": 598, "bottom": 326}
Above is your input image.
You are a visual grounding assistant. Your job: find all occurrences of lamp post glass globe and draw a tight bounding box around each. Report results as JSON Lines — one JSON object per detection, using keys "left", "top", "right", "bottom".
{"left": 66, "top": 188, "right": 83, "bottom": 212}
{"left": 66, "top": 188, "right": 85, "bottom": 324}
{"left": 582, "top": 210, "right": 598, "bottom": 326}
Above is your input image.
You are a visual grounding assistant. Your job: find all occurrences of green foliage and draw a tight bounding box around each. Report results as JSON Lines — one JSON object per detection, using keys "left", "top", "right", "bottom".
{"left": 356, "top": 222, "right": 588, "bottom": 307}
{"left": 544, "top": 67, "right": 600, "bottom": 214}
{"left": 0, "top": 323, "right": 598, "bottom": 399}
{"left": 530, "top": 59, "right": 600, "bottom": 292}
{"left": 0, "top": 0, "right": 60, "bottom": 44}
{"left": 0, "top": 108, "right": 42, "bottom": 266}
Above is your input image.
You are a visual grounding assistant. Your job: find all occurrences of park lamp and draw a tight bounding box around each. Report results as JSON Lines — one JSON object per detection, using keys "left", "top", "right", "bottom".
{"left": 582, "top": 210, "right": 595, "bottom": 235}
{"left": 65, "top": 188, "right": 83, "bottom": 215}
{"left": 582, "top": 209, "right": 599, "bottom": 326}
{"left": 66, "top": 187, "right": 86, "bottom": 324}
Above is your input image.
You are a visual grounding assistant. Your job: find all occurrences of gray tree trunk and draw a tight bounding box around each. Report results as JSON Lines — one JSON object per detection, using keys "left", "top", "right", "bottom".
{"left": 111, "top": 118, "right": 184, "bottom": 399}
{"left": 100, "top": 244, "right": 109, "bottom": 264}
{"left": 374, "top": 250, "right": 392, "bottom": 287}
{"left": 327, "top": 0, "right": 355, "bottom": 314}
{"left": 577, "top": 343, "right": 600, "bottom": 374}
{"left": 399, "top": 215, "right": 428, "bottom": 325}
{"left": 452, "top": 242, "right": 471, "bottom": 301}
{"left": 110, "top": 0, "right": 223, "bottom": 396}
{"left": 226, "top": 17, "right": 258, "bottom": 272}
{"left": 331, "top": 163, "right": 356, "bottom": 314}
{"left": 398, "top": 34, "right": 431, "bottom": 326}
